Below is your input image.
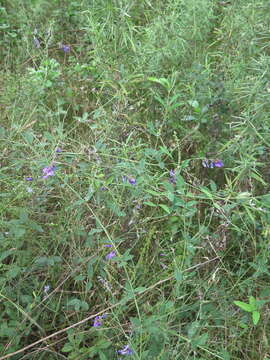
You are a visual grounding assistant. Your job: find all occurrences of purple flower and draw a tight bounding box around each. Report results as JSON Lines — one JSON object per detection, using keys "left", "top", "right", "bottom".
{"left": 93, "top": 316, "right": 102, "bottom": 327}
{"left": 122, "top": 176, "right": 136, "bottom": 185}
{"left": 60, "top": 44, "right": 70, "bottom": 53}
{"left": 118, "top": 345, "right": 133, "bottom": 355}
{"left": 106, "top": 251, "right": 116, "bottom": 260}
{"left": 213, "top": 160, "right": 224, "bottom": 168}
{"left": 93, "top": 314, "right": 107, "bottom": 327}
{"left": 128, "top": 177, "right": 136, "bottom": 185}
{"left": 202, "top": 159, "right": 214, "bottom": 168}
{"left": 104, "top": 244, "right": 113, "bottom": 248}
{"left": 42, "top": 165, "right": 56, "bottom": 179}
{"left": 26, "top": 177, "right": 33, "bottom": 181}
{"left": 202, "top": 159, "right": 224, "bottom": 168}
{"left": 55, "top": 147, "right": 62, "bottom": 153}
{"left": 202, "top": 160, "right": 207, "bottom": 168}
{"left": 44, "top": 285, "right": 50, "bottom": 293}
{"left": 169, "top": 169, "right": 176, "bottom": 184}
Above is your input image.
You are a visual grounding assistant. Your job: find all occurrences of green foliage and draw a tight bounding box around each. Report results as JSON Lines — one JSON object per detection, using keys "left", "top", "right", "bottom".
{"left": 1, "top": 0, "right": 270, "bottom": 359}
{"left": 234, "top": 296, "right": 267, "bottom": 326}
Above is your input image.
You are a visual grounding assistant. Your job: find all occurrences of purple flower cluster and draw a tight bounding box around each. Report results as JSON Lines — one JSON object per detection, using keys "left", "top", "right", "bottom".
{"left": 106, "top": 251, "right": 116, "bottom": 260}
{"left": 202, "top": 159, "right": 224, "bottom": 168}
{"left": 42, "top": 165, "right": 56, "bottom": 179}
{"left": 93, "top": 314, "right": 107, "bottom": 327}
{"left": 169, "top": 169, "right": 176, "bottom": 184}
{"left": 118, "top": 345, "right": 133, "bottom": 355}
{"left": 60, "top": 44, "right": 70, "bottom": 53}
{"left": 122, "top": 176, "right": 136, "bottom": 185}
{"left": 44, "top": 285, "right": 50, "bottom": 294}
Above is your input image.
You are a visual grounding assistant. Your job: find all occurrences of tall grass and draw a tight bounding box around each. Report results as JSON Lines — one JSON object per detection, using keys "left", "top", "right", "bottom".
{"left": 1, "top": 0, "right": 270, "bottom": 359}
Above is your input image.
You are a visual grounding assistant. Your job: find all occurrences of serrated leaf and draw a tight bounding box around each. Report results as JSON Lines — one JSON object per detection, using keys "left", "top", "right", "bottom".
{"left": 234, "top": 301, "right": 253, "bottom": 312}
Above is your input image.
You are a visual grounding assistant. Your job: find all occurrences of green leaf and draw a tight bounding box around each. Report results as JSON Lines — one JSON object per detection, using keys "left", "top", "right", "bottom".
{"left": 220, "top": 349, "right": 231, "bottom": 360}
{"left": 192, "top": 333, "right": 208, "bottom": 348}
{"left": 159, "top": 204, "right": 171, "bottom": 214}
{"left": 169, "top": 102, "right": 183, "bottom": 111}
{"left": 252, "top": 311, "right": 260, "bottom": 325}
{"left": 154, "top": 95, "right": 166, "bottom": 107}
{"left": 74, "top": 274, "right": 85, "bottom": 281}
{"left": 166, "top": 191, "right": 174, "bottom": 202}
{"left": 199, "top": 186, "right": 213, "bottom": 199}
{"left": 146, "top": 189, "right": 163, "bottom": 197}
{"left": 147, "top": 77, "right": 170, "bottom": 89}
{"left": 134, "top": 286, "right": 147, "bottom": 293}
{"left": 143, "top": 201, "right": 157, "bottom": 207}
{"left": 188, "top": 100, "right": 200, "bottom": 109}
{"left": 249, "top": 296, "right": 256, "bottom": 308}
{"left": 87, "top": 262, "right": 93, "bottom": 279}
{"left": 234, "top": 301, "right": 253, "bottom": 312}
{"left": 62, "top": 343, "right": 73, "bottom": 353}
{"left": 174, "top": 268, "right": 182, "bottom": 282}
{"left": 86, "top": 281, "right": 92, "bottom": 291}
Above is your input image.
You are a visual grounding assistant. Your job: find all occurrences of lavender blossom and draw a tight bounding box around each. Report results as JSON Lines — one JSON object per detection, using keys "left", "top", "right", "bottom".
{"left": 42, "top": 165, "right": 56, "bottom": 179}
{"left": 93, "top": 316, "right": 102, "bottom": 327}
{"left": 213, "top": 160, "right": 224, "bottom": 168}
{"left": 106, "top": 251, "right": 116, "bottom": 260}
{"left": 122, "top": 176, "right": 136, "bottom": 185}
{"left": 26, "top": 177, "right": 33, "bottom": 181}
{"left": 104, "top": 244, "right": 113, "bottom": 248}
{"left": 55, "top": 147, "right": 62, "bottom": 153}
{"left": 202, "top": 159, "right": 224, "bottom": 168}
{"left": 118, "top": 345, "right": 133, "bottom": 355}
{"left": 44, "top": 285, "right": 50, "bottom": 293}
{"left": 128, "top": 177, "right": 136, "bottom": 185}
{"left": 169, "top": 169, "right": 176, "bottom": 184}
{"left": 93, "top": 314, "right": 107, "bottom": 327}
{"left": 60, "top": 44, "right": 70, "bottom": 53}
{"left": 202, "top": 159, "right": 214, "bottom": 168}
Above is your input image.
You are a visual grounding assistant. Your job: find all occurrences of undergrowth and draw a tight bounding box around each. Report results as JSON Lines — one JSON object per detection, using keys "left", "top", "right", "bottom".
{"left": 1, "top": 0, "right": 270, "bottom": 359}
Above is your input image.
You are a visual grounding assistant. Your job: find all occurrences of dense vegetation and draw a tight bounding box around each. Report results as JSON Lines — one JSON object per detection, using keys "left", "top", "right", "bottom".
{"left": 1, "top": 0, "right": 270, "bottom": 359}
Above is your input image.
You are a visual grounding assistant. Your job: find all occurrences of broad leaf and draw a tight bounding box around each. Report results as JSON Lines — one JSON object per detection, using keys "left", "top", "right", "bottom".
{"left": 252, "top": 311, "right": 260, "bottom": 325}
{"left": 234, "top": 301, "right": 253, "bottom": 312}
